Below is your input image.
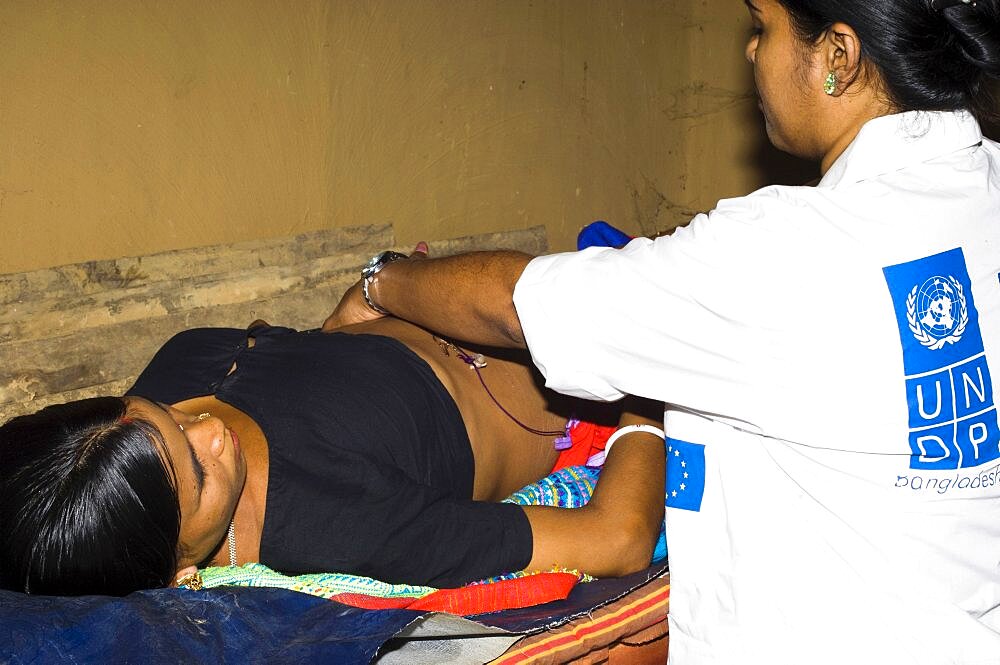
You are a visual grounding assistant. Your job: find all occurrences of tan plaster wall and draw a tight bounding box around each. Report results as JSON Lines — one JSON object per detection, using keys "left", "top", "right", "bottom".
{"left": 0, "top": 1, "right": 787, "bottom": 275}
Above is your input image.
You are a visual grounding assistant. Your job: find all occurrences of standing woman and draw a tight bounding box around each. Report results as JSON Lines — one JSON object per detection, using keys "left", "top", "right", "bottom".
{"left": 325, "top": 0, "right": 1000, "bottom": 662}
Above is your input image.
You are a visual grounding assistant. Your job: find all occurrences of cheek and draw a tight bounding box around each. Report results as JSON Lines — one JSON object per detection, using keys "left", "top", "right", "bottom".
{"left": 755, "top": 55, "right": 789, "bottom": 110}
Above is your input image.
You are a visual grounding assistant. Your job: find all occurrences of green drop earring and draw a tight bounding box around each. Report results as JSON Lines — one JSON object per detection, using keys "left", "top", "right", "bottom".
{"left": 823, "top": 71, "right": 837, "bottom": 95}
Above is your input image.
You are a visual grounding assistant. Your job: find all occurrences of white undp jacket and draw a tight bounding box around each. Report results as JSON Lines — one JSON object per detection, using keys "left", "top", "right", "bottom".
{"left": 514, "top": 111, "right": 1000, "bottom": 664}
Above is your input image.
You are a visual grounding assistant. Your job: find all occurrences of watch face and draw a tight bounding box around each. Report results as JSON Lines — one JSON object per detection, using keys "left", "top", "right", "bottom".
{"left": 362, "top": 251, "right": 386, "bottom": 278}
{"left": 362, "top": 251, "right": 406, "bottom": 279}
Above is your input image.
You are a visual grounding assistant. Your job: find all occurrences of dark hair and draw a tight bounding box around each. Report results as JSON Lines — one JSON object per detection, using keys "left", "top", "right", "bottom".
{"left": 0, "top": 397, "right": 180, "bottom": 596}
{"left": 777, "top": 0, "right": 1000, "bottom": 122}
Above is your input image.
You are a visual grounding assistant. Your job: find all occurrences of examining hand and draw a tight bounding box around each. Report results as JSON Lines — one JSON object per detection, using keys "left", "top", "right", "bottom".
{"left": 321, "top": 242, "right": 428, "bottom": 331}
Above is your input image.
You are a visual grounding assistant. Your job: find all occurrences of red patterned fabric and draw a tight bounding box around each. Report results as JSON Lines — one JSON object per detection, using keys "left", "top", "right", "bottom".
{"left": 551, "top": 420, "right": 617, "bottom": 472}
{"left": 493, "top": 576, "right": 670, "bottom": 664}
{"left": 328, "top": 572, "right": 580, "bottom": 614}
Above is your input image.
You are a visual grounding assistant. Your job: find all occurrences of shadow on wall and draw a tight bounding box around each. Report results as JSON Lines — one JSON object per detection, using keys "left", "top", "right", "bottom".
{"left": 748, "top": 133, "right": 819, "bottom": 187}
{"left": 734, "top": 73, "right": 1000, "bottom": 186}
{"left": 735, "top": 97, "right": 820, "bottom": 188}
{"left": 735, "top": 105, "right": 1000, "bottom": 186}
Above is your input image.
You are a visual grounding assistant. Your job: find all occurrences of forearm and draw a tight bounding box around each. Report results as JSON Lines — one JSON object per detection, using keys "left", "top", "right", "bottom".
{"left": 370, "top": 250, "right": 532, "bottom": 348}
{"left": 523, "top": 398, "right": 665, "bottom": 576}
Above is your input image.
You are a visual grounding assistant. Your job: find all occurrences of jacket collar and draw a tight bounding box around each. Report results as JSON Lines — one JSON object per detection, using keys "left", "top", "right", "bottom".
{"left": 818, "top": 111, "right": 983, "bottom": 188}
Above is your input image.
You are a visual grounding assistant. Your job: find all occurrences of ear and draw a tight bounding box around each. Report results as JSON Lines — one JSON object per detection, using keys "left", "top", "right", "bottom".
{"left": 818, "top": 22, "right": 863, "bottom": 96}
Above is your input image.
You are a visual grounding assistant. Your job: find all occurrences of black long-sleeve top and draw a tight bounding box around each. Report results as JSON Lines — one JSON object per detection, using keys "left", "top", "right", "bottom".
{"left": 127, "top": 326, "right": 531, "bottom": 587}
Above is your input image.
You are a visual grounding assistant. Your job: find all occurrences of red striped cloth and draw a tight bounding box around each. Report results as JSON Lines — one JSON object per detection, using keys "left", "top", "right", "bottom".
{"left": 328, "top": 571, "right": 580, "bottom": 614}
{"left": 493, "top": 577, "right": 670, "bottom": 664}
{"left": 551, "top": 420, "right": 617, "bottom": 471}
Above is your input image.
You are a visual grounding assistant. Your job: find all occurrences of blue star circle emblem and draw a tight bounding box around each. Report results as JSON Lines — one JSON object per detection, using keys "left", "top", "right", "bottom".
{"left": 906, "top": 274, "right": 968, "bottom": 350}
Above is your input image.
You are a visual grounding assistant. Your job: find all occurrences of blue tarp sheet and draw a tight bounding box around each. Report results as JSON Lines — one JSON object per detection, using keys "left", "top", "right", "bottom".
{"left": 0, "top": 564, "right": 667, "bottom": 663}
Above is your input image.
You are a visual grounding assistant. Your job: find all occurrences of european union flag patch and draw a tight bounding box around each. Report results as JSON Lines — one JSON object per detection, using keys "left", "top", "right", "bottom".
{"left": 665, "top": 437, "right": 706, "bottom": 512}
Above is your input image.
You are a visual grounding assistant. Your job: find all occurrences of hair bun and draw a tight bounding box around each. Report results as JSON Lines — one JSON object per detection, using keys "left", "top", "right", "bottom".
{"left": 931, "top": 0, "right": 977, "bottom": 10}
{"left": 938, "top": 0, "right": 1000, "bottom": 77}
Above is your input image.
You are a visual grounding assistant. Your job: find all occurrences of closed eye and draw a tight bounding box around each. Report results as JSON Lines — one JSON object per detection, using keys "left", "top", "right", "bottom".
{"left": 156, "top": 401, "right": 206, "bottom": 493}
{"left": 185, "top": 437, "right": 206, "bottom": 492}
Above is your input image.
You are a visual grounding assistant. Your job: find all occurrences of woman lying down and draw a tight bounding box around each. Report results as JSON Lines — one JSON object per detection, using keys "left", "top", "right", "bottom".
{"left": 0, "top": 315, "right": 665, "bottom": 596}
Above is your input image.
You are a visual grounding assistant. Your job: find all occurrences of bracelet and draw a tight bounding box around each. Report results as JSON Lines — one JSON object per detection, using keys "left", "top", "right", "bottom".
{"left": 360, "top": 250, "right": 407, "bottom": 315}
{"left": 603, "top": 424, "right": 665, "bottom": 458}
{"left": 362, "top": 276, "right": 391, "bottom": 315}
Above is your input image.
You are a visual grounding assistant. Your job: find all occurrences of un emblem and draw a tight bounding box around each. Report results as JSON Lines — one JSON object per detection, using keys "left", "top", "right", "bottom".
{"left": 906, "top": 275, "right": 968, "bottom": 350}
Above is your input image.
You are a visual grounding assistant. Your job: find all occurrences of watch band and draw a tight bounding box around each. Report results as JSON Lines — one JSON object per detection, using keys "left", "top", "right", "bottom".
{"left": 361, "top": 251, "right": 407, "bottom": 314}
{"left": 362, "top": 276, "right": 390, "bottom": 314}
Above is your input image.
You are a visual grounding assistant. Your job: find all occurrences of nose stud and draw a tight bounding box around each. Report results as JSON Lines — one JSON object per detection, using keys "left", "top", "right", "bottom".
{"left": 179, "top": 414, "right": 211, "bottom": 432}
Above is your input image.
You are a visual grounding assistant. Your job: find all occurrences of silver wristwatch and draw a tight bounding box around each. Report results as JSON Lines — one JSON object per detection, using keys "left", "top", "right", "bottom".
{"left": 360, "top": 250, "right": 407, "bottom": 314}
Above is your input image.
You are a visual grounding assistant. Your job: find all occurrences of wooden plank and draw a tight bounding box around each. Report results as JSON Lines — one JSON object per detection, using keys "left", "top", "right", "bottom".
{"left": 0, "top": 226, "right": 548, "bottom": 419}
{"left": 1, "top": 226, "right": 549, "bottom": 344}
{"left": 0, "top": 224, "right": 393, "bottom": 306}
{"left": 0, "top": 377, "right": 137, "bottom": 422}
{"left": 424, "top": 226, "right": 548, "bottom": 257}
{"left": 0, "top": 250, "right": 376, "bottom": 344}
{"left": 0, "top": 270, "right": 358, "bottom": 409}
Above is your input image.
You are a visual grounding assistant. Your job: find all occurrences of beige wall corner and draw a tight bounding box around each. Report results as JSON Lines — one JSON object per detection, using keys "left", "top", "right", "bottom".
{"left": 1, "top": 1, "right": 806, "bottom": 275}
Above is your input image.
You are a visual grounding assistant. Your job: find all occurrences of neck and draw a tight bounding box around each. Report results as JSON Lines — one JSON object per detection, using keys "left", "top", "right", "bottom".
{"left": 204, "top": 487, "right": 258, "bottom": 567}
{"left": 819, "top": 94, "right": 896, "bottom": 175}
{"left": 819, "top": 119, "right": 867, "bottom": 174}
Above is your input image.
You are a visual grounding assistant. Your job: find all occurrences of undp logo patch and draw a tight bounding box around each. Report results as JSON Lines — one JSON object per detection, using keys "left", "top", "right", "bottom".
{"left": 884, "top": 247, "right": 1000, "bottom": 470}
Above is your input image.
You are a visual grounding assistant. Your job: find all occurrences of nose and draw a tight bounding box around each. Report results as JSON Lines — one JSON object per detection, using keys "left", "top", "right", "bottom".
{"left": 188, "top": 413, "right": 226, "bottom": 458}
{"left": 745, "top": 35, "right": 757, "bottom": 64}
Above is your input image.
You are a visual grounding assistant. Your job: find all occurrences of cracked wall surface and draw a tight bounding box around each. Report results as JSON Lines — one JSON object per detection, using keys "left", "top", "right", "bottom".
{"left": 1, "top": 0, "right": 804, "bottom": 274}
